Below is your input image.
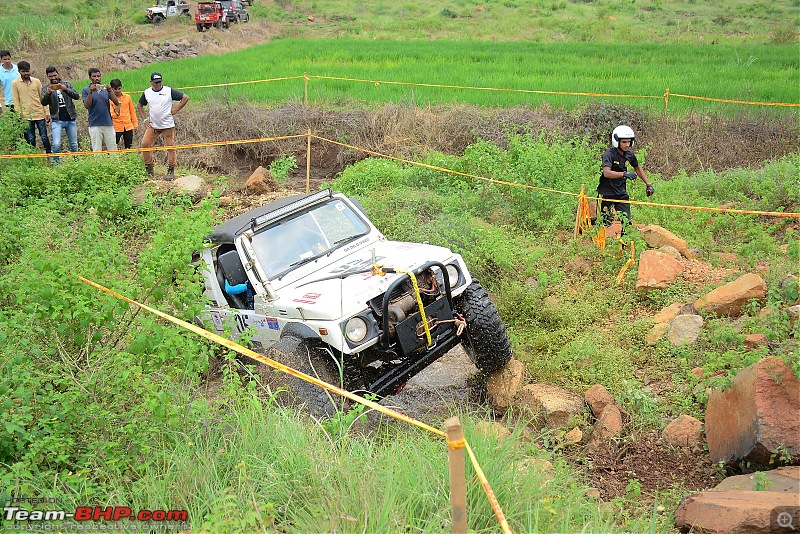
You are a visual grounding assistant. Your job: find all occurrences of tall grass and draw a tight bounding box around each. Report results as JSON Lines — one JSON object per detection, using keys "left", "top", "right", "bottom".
{"left": 109, "top": 40, "right": 799, "bottom": 113}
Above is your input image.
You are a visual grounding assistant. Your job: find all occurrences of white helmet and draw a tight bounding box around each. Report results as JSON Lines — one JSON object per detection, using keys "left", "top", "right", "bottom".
{"left": 612, "top": 125, "right": 636, "bottom": 148}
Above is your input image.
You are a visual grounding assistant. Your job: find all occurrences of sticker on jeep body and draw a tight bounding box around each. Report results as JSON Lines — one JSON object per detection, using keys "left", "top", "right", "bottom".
{"left": 329, "top": 255, "right": 386, "bottom": 276}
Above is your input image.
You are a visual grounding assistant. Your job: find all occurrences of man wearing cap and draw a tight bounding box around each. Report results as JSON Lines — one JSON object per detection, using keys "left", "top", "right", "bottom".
{"left": 138, "top": 72, "right": 189, "bottom": 180}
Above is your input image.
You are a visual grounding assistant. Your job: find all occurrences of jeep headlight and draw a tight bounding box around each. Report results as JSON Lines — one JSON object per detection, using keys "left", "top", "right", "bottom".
{"left": 344, "top": 317, "right": 369, "bottom": 343}
{"left": 445, "top": 264, "right": 461, "bottom": 288}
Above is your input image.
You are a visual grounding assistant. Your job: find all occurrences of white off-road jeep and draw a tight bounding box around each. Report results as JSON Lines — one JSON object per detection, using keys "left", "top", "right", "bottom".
{"left": 197, "top": 189, "right": 512, "bottom": 415}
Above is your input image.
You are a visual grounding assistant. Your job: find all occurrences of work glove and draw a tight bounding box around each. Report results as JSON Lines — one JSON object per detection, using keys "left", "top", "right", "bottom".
{"left": 623, "top": 171, "right": 637, "bottom": 181}
{"left": 646, "top": 184, "right": 655, "bottom": 197}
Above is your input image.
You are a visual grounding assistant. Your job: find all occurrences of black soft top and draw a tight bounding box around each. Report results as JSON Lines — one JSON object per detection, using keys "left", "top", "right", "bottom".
{"left": 208, "top": 194, "right": 306, "bottom": 245}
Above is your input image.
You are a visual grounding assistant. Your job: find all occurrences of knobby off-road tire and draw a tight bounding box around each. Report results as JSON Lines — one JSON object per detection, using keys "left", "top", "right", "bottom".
{"left": 258, "top": 335, "right": 341, "bottom": 418}
{"left": 455, "top": 281, "right": 512, "bottom": 373}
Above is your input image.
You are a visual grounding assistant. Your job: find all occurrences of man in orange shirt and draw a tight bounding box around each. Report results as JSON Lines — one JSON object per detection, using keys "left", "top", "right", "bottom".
{"left": 109, "top": 79, "right": 138, "bottom": 149}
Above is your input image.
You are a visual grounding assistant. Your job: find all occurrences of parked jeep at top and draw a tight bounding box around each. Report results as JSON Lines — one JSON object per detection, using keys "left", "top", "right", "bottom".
{"left": 196, "top": 189, "right": 512, "bottom": 415}
{"left": 195, "top": 1, "right": 229, "bottom": 31}
{"left": 217, "top": 0, "right": 250, "bottom": 23}
{"left": 146, "top": 0, "right": 190, "bottom": 24}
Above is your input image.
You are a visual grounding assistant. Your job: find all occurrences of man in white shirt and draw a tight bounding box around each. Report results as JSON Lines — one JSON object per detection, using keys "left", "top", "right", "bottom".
{"left": 137, "top": 72, "right": 189, "bottom": 180}
{"left": 0, "top": 50, "right": 20, "bottom": 114}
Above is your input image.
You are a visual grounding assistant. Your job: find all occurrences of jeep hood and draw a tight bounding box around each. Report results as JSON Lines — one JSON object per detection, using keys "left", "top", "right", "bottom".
{"left": 269, "top": 240, "right": 458, "bottom": 321}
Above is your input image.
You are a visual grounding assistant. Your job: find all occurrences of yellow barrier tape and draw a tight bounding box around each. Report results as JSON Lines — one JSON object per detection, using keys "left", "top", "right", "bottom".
{"left": 394, "top": 268, "right": 433, "bottom": 348}
{"left": 447, "top": 437, "right": 466, "bottom": 450}
{"left": 464, "top": 440, "right": 513, "bottom": 534}
{"left": 109, "top": 73, "right": 799, "bottom": 108}
{"left": 308, "top": 74, "right": 660, "bottom": 101}
{"left": 668, "top": 93, "right": 800, "bottom": 108}
{"left": 0, "top": 134, "right": 307, "bottom": 159}
{"left": 81, "top": 276, "right": 517, "bottom": 531}
{"left": 6, "top": 131, "right": 797, "bottom": 220}
{"left": 615, "top": 240, "right": 636, "bottom": 286}
{"left": 77, "top": 276, "right": 445, "bottom": 438}
{"left": 312, "top": 134, "right": 800, "bottom": 220}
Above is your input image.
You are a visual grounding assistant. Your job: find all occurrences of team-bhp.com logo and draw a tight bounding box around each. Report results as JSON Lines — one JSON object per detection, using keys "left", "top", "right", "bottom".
{"left": 2, "top": 494, "right": 189, "bottom": 531}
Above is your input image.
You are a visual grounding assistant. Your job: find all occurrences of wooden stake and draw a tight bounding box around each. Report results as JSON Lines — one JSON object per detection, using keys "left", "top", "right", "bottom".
{"left": 304, "top": 72, "right": 309, "bottom": 107}
{"left": 306, "top": 129, "right": 311, "bottom": 193}
{"left": 445, "top": 417, "right": 467, "bottom": 533}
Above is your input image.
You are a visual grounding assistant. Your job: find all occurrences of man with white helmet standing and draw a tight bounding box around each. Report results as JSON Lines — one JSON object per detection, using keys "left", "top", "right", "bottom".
{"left": 597, "top": 125, "right": 654, "bottom": 232}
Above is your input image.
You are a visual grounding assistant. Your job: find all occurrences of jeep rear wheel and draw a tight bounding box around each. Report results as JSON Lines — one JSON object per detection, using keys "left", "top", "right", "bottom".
{"left": 455, "top": 281, "right": 512, "bottom": 373}
{"left": 152, "top": 13, "right": 164, "bottom": 24}
{"left": 196, "top": 23, "right": 204, "bottom": 32}
{"left": 258, "top": 336, "right": 341, "bottom": 418}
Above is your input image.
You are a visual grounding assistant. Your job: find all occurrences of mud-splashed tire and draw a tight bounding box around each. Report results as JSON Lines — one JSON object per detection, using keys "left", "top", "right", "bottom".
{"left": 258, "top": 336, "right": 341, "bottom": 418}
{"left": 455, "top": 282, "right": 512, "bottom": 373}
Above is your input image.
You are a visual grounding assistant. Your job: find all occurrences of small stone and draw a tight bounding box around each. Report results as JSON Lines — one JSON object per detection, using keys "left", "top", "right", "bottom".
{"left": 564, "top": 427, "right": 583, "bottom": 445}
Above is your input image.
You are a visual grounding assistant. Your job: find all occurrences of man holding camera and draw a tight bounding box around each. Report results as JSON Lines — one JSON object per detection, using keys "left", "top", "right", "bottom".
{"left": 597, "top": 125, "right": 655, "bottom": 234}
{"left": 41, "top": 66, "right": 80, "bottom": 163}
{"left": 81, "top": 67, "right": 119, "bottom": 153}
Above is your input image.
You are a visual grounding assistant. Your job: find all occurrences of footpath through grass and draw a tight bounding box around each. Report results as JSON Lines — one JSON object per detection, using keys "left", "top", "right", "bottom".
{"left": 107, "top": 40, "right": 800, "bottom": 114}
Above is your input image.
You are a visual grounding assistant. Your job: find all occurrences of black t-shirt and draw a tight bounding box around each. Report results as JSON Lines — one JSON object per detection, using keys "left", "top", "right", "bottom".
{"left": 55, "top": 90, "right": 71, "bottom": 121}
{"left": 597, "top": 146, "right": 639, "bottom": 197}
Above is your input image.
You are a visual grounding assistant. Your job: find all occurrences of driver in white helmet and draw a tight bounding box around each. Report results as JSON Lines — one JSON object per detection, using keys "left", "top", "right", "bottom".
{"left": 597, "top": 125, "right": 654, "bottom": 232}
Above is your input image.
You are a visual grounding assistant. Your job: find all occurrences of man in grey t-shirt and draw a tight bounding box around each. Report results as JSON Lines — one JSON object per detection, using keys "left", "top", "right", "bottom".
{"left": 81, "top": 67, "right": 119, "bottom": 153}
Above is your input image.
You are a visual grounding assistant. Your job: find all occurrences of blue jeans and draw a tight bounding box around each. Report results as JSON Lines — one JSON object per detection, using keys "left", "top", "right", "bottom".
{"left": 51, "top": 120, "right": 79, "bottom": 163}
{"left": 24, "top": 119, "right": 52, "bottom": 154}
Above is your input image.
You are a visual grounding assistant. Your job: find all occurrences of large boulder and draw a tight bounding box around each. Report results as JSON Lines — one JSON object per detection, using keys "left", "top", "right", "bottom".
{"left": 674, "top": 490, "right": 800, "bottom": 533}
{"left": 641, "top": 224, "right": 689, "bottom": 256}
{"left": 245, "top": 166, "right": 280, "bottom": 195}
{"left": 515, "top": 384, "right": 585, "bottom": 429}
{"left": 636, "top": 250, "right": 684, "bottom": 292}
{"left": 653, "top": 302, "right": 684, "bottom": 323}
{"left": 585, "top": 384, "right": 614, "bottom": 416}
{"left": 594, "top": 404, "right": 623, "bottom": 439}
{"left": 706, "top": 357, "right": 800, "bottom": 467}
{"left": 694, "top": 273, "right": 767, "bottom": 317}
{"left": 662, "top": 414, "right": 704, "bottom": 447}
{"left": 667, "top": 314, "right": 704, "bottom": 346}
{"left": 486, "top": 358, "right": 526, "bottom": 412}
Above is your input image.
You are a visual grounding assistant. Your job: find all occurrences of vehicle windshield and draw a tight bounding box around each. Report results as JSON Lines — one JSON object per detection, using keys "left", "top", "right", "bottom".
{"left": 250, "top": 198, "right": 370, "bottom": 279}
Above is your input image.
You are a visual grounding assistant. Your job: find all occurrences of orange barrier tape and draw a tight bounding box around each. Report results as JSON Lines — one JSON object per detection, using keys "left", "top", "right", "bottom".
{"left": 77, "top": 276, "right": 446, "bottom": 438}
{"left": 464, "top": 440, "right": 513, "bottom": 534}
{"left": 0, "top": 134, "right": 307, "bottom": 159}
{"left": 573, "top": 185, "right": 593, "bottom": 238}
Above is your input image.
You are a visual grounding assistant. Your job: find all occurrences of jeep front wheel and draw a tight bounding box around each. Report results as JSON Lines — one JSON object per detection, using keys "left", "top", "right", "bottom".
{"left": 455, "top": 281, "right": 512, "bottom": 373}
{"left": 258, "top": 336, "right": 341, "bottom": 418}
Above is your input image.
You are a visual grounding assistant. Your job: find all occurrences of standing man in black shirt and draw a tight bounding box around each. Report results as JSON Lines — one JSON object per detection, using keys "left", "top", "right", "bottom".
{"left": 41, "top": 66, "right": 80, "bottom": 164}
{"left": 597, "top": 125, "right": 655, "bottom": 232}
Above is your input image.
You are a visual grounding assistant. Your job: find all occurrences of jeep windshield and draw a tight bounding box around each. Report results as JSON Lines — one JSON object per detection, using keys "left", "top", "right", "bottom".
{"left": 250, "top": 198, "right": 370, "bottom": 280}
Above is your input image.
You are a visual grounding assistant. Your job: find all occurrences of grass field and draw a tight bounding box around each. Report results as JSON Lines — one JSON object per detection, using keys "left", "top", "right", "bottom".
{"left": 104, "top": 39, "right": 799, "bottom": 113}
{"left": 4, "top": 0, "right": 798, "bottom": 51}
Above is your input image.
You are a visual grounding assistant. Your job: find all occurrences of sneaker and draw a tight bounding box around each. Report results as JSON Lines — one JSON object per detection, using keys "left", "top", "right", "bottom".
{"left": 165, "top": 167, "right": 175, "bottom": 181}
{"left": 145, "top": 163, "right": 154, "bottom": 176}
